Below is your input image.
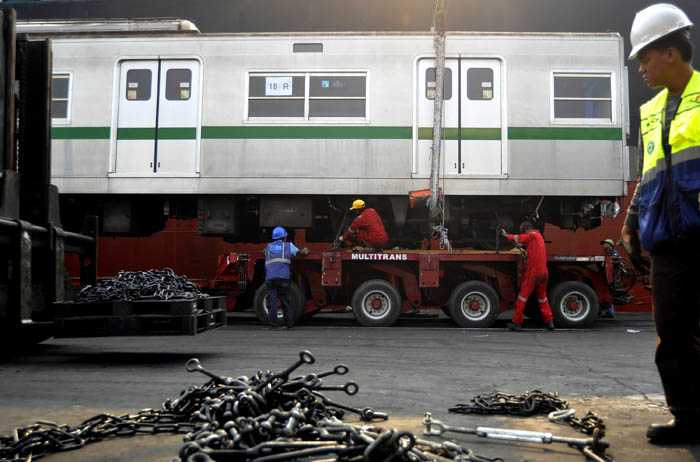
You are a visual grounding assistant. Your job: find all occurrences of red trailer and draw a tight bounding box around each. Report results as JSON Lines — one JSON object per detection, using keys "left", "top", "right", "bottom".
{"left": 210, "top": 247, "right": 631, "bottom": 328}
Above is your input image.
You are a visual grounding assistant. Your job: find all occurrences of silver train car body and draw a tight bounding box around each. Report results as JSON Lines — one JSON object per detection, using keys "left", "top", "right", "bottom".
{"left": 39, "top": 25, "right": 630, "bottom": 243}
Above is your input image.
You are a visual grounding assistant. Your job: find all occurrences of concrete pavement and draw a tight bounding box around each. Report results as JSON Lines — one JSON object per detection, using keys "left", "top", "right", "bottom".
{"left": 1, "top": 312, "right": 699, "bottom": 461}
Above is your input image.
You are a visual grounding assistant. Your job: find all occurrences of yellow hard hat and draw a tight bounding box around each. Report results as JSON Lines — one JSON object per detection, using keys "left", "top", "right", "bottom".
{"left": 349, "top": 199, "right": 365, "bottom": 211}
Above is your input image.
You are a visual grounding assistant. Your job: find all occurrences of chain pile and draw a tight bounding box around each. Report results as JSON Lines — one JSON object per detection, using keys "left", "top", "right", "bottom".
{"left": 0, "top": 350, "right": 499, "bottom": 462}
{"left": 448, "top": 390, "right": 606, "bottom": 436}
{"left": 76, "top": 268, "right": 202, "bottom": 302}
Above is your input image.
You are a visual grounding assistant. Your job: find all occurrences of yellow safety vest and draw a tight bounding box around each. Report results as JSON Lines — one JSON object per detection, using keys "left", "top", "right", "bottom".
{"left": 638, "top": 69, "right": 700, "bottom": 250}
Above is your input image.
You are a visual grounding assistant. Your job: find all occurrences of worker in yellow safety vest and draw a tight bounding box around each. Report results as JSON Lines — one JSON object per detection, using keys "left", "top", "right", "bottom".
{"left": 620, "top": 3, "right": 700, "bottom": 445}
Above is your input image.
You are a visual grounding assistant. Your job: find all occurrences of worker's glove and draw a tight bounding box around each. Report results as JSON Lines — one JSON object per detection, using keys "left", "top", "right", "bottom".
{"left": 617, "top": 234, "right": 650, "bottom": 274}
{"left": 500, "top": 228, "right": 507, "bottom": 237}
{"left": 338, "top": 236, "right": 344, "bottom": 242}
{"left": 300, "top": 247, "right": 310, "bottom": 256}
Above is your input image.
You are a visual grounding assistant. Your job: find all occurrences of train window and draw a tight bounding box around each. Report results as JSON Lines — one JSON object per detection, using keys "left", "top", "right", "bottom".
{"left": 309, "top": 99, "right": 365, "bottom": 117}
{"left": 553, "top": 73, "right": 612, "bottom": 120}
{"left": 125, "top": 69, "right": 152, "bottom": 101}
{"left": 51, "top": 73, "right": 71, "bottom": 121}
{"left": 425, "top": 68, "right": 452, "bottom": 100}
{"left": 309, "top": 73, "right": 367, "bottom": 118}
{"left": 165, "top": 69, "right": 192, "bottom": 101}
{"left": 247, "top": 72, "right": 368, "bottom": 120}
{"left": 248, "top": 74, "right": 305, "bottom": 118}
{"left": 467, "top": 68, "right": 493, "bottom": 100}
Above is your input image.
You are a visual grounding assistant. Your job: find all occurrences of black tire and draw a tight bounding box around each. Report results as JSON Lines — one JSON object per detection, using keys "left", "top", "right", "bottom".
{"left": 549, "top": 281, "right": 599, "bottom": 328}
{"left": 447, "top": 281, "right": 500, "bottom": 328}
{"left": 253, "top": 281, "right": 306, "bottom": 325}
{"left": 351, "top": 279, "right": 402, "bottom": 327}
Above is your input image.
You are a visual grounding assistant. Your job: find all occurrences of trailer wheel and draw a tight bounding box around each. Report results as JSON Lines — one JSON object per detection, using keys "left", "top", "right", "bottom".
{"left": 351, "top": 279, "right": 402, "bottom": 327}
{"left": 448, "top": 281, "right": 500, "bottom": 328}
{"left": 253, "top": 282, "right": 306, "bottom": 325}
{"left": 549, "top": 281, "right": 599, "bottom": 328}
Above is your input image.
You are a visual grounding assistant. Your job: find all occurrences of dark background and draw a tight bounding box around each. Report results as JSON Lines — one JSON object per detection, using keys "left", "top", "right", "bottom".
{"left": 6, "top": 0, "right": 700, "bottom": 142}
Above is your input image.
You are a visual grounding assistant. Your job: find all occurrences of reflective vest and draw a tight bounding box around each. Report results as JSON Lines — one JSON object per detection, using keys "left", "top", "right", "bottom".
{"left": 639, "top": 70, "right": 700, "bottom": 251}
{"left": 264, "top": 240, "right": 292, "bottom": 280}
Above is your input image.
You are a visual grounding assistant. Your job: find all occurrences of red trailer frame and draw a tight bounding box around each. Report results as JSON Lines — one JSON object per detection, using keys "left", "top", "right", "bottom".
{"left": 210, "top": 248, "right": 616, "bottom": 328}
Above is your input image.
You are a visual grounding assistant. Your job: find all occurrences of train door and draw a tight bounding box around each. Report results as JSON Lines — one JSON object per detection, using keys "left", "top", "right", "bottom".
{"left": 115, "top": 59, "right": 200, "bottom": 175}
{"left": 415, "top": 57, "right": 504, "bottom": 176}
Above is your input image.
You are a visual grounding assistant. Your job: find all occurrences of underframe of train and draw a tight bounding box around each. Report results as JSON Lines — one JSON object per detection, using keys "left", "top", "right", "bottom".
{"left": 59, "top": 194, "right": 617, "bottom": 248}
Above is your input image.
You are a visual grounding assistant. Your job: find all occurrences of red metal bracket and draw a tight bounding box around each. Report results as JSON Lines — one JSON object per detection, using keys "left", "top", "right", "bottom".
{"left": 419, "top": 253, "right": 440, "bottom": 288}
{"left": 321, "top": 252, "right": 342, "bottom": 286}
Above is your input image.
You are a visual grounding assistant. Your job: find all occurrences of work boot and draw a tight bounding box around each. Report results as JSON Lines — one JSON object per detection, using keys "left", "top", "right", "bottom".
{"left": 647, "top": 418, "right": 700, "bottom": 444}
{"left": 547, "top": 321, "right": 555, "bottom": 330}
{"left": 507, "top": 322, "right": 522, "bottom": 332}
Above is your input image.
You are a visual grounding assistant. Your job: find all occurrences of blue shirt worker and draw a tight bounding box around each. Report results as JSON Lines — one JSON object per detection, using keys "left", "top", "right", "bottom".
{"left": 264, "top": 227, "right": 308, "bottom": 329}
{"left": 621, "top": 3, "right": 700, "bottom": 445}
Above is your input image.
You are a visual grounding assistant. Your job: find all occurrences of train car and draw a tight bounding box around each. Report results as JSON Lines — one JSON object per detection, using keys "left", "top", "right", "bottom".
{"left": 22, "top": 20, "right": 631, "bottom": 246}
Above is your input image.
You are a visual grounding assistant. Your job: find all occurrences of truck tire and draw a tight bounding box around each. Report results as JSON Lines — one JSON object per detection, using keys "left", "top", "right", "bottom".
{"left": 253, "top": 282, "right": 306, "bottom": 325}
{"left": 448, "top": 281, "right": 500, "bottom": 328}
{"left": 549, "top": 281, "right": 599, "bottom": 328}
{"left": 351, "top": 279, "right": 402, "bottom": 327}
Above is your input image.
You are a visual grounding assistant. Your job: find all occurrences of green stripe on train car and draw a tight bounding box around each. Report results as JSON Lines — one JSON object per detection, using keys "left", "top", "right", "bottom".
{"left": 417, "top": 127, "right": 502, "bottom": 140}
{"left": 52, "top": 126, "right": 110, "bottom": 139}
{"left": 158, "top": 127, "right": 197, "bottom": 140}
{"left": 201, "top": 126, "right": 412, "bottom": 139}
{"left": 51, "top": 125, "right": 623, "bottom": 141}
{"left": 115, "top": 127, "right": 197, "bottom": 140}
{"left": 508, "top": 127, "right": 622, "bottom": 140}
{"left": 117, "top": 128, "right": 156, "bottom": 140}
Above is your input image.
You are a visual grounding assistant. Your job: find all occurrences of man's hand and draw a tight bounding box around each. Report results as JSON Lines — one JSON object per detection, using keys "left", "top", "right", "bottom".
{"left": 618, "top": 225, "right": 650, "bottom": 273}
{"left": 500, "top": 228, "right": 507, "bottom": 237}
{"left": 299, "top": 247, "right": 310, "bottom": 256}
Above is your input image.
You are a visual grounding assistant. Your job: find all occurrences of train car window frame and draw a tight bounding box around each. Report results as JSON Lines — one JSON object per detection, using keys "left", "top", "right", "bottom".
{"left": 165, "top": 68, "right": 193, "bottom": 101}
{"left": 245, "top": 70, "right": 369, "bottom": 123}
{"left": 51, "top": 72, "right": 73, "bottom": 124}
{"left": 551, "top": 71, "right": 615, "bottom": 124}
{"left": 125, "top": 68, "right": 153, "bottom": 101}
{"left": 308, "top": 72, "right": 367, "bottom": 119}
{"left": 247, "top": 72, "right": 307, "bottom": 120}
{"left": 425, "top": 67, "right": 452, "bottom": 101}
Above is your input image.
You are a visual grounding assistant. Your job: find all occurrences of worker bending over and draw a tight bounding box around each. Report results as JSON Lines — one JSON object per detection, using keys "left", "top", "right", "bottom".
{"left": 339, "top": 199, "right": 389, "bottom": 252}
{"left": 501, "top": 222, "right": 554, "bottom": 331}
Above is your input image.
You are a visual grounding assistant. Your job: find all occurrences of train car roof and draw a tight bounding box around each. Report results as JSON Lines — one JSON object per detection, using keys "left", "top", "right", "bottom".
{"left": 16, "top": 18, "right": 200, "bottom": 35}
{"left": 16, "top": 19, "right": 620, "bottom": 40}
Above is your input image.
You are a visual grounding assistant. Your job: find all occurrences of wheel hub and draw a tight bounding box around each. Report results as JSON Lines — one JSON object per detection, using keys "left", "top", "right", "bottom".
{"left": 461, "top": 293, "right": 488, "bottom": 321}
{"left": 363, "top": 292, "right": 389, "bottom": 317}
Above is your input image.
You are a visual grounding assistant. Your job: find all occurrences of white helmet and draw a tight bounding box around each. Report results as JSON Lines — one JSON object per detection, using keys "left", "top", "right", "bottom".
{"left": 629, "top": 3, "right": 693, "bottom": 59}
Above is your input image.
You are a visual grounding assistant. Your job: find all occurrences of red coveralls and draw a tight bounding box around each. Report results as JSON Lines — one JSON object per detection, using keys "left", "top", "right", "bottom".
{"left": 343, "top": 208, "right": 389, "bottom": 247}
{"left": 506, "top": 230, "right": 553, "bottom": 324}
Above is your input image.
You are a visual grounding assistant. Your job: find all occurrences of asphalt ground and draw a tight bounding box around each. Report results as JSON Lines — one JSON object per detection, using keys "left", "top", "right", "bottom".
{"left": 1, "top": 311, "right": 699, "bottom": 462}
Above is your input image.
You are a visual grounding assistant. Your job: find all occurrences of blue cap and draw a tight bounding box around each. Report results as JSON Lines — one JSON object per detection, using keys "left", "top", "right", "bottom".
{"left": 272, "top": 226, "right": 288, "bottom": 239}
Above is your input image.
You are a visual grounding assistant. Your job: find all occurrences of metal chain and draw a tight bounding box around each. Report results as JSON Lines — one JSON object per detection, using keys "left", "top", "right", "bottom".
{"left": 449, "top": 390, "right": 568, "bottom": 416}
{"left": 0, "top": 350, "right": 496, "bottom": 462}
{"left": 76, "top": 267, "right": 202, "bottom": 302}
{"left": 449, "top": 390, "right": 612, "bottom": 461}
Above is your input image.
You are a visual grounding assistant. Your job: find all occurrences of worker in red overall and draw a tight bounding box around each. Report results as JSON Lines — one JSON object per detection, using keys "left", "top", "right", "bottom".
{"left": 339, "top": 199, "right": 389, "bottom": 251}
{"left": 501, "top": 222, "right": 554, "bottom": 331}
